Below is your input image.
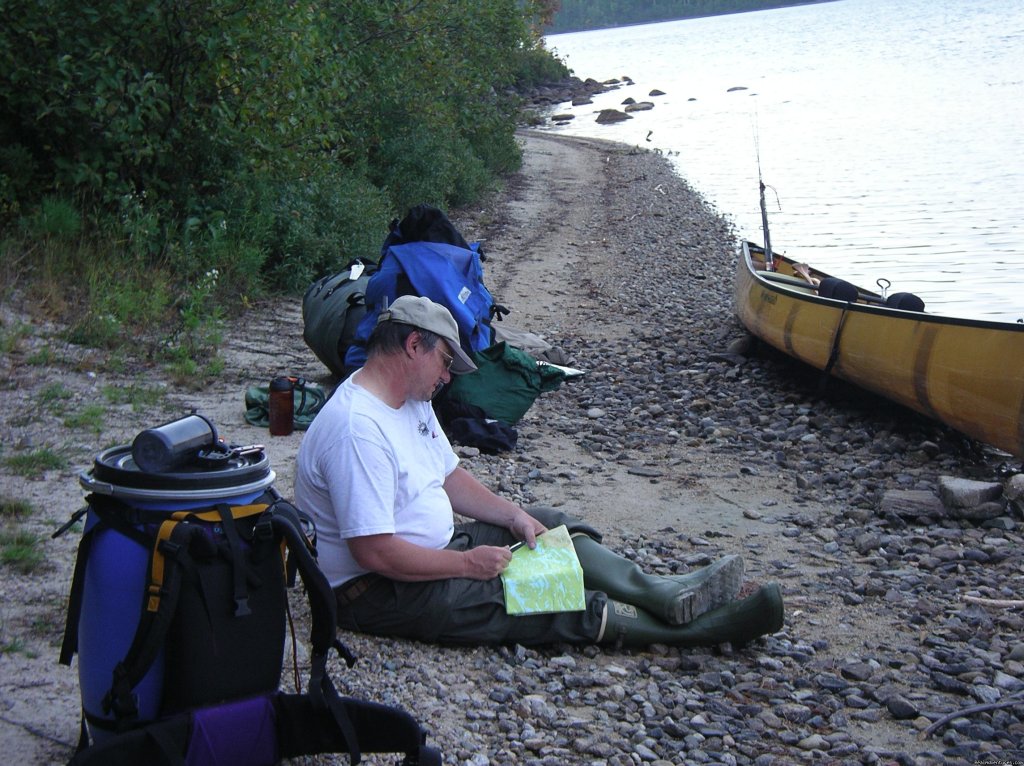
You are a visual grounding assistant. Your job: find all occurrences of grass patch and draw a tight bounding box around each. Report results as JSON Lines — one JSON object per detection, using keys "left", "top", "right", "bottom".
{"left": 63, "top": 404, "right": 105, "bottom": 433}
{"left": 102, "top": 383, "right": 165, "bottom": 409}
{"left": 63, "top": 312, "right": 123, "bottom": 350}
{"left": 30, "top": 613, "right": 61, "bottom": 640}
{"left": 165, "top": 349, "right": 225, "bottom": 388}
{"left": 3, "top": 448, "right": 67, "bottom": 478}
{"left": 0, "top": 320, "right": 32, "bottom": 355}
{"left": 0, "top": 528, "right": 45, "bottom": 574}
{"left": 0, "top": 496, "right": 34, "bottom": 520}
{"left": 26, "top": 345, "right": 56, "bottom": 365}
{"left": 0, "top": 635, "right": 27, "bottom": 656}
{"left": 38, "top": 382, "right": 72, "bottom": 411}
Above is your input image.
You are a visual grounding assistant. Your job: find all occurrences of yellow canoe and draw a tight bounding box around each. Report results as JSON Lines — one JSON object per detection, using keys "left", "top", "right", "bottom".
{"left": 734, "top": 240, "right": 1024, "bottom": 457}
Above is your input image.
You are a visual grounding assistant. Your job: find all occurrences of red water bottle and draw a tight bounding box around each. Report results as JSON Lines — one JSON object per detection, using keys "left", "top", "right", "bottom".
{"left": 268, "top": 377, "right": 294, "bottom": 436}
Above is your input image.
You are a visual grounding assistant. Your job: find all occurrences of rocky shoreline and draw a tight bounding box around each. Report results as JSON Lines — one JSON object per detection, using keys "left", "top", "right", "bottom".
{"left": 2, "top": 132, "right": 1022, "bottom": 765}
{"left": 337, "top": 135, "right": 1024, "bottom": 765}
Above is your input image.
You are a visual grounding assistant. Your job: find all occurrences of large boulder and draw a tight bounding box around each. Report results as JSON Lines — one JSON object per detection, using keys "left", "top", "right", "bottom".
{"left": 596, "top": 109, "right": 631, "bottom": 124}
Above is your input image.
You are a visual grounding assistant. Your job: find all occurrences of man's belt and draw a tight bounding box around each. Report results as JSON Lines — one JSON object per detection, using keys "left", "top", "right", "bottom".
{"left": 336, "top": 573, "right": 379, "bottom": 607}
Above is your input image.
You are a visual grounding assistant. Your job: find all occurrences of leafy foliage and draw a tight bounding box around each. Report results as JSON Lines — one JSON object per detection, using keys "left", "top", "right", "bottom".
{"left": 0, "top": 0, "right": 560, "bottom": 331}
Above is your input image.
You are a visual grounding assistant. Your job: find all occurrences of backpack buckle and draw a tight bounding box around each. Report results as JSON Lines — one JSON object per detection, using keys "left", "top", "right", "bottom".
{"left": 253, "top": 513, "right": 274, "bottom": 542}
{"left": 234, "top": 596, "right": 252, "bottom": 617}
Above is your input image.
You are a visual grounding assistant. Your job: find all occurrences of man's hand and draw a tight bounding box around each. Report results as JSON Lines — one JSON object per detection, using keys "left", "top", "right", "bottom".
{"left": 509, "top": 511, "right": 547, "bottom": 550}
{"left": 463, "top": 545, "right": 513, "bottom": 579}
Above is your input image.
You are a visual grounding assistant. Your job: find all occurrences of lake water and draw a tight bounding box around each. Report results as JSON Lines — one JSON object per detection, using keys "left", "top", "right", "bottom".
{"left": 544, "top": 0, "right": 1024, "bottom": 322}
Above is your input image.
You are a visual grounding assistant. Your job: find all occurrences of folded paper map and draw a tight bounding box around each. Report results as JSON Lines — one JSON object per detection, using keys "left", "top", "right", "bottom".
{"left": 501, "top": 524, "right": 585, "bottom": 615}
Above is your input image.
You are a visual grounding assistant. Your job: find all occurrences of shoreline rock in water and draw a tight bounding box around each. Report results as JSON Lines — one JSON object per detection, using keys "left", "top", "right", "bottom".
{"left": 0, "top": 132, "right": 1021, "bottom": 765}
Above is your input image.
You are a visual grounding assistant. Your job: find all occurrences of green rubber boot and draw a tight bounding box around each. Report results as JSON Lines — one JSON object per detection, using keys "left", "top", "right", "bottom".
{"left": 597, "top": 583, "right": 785, "bottom": 649}
{"left": 572, "top": 534, "right": 744, "bottom": 625}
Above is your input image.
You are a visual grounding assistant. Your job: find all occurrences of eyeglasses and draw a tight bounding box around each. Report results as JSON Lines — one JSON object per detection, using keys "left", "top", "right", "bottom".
{"left": 436, "top": 346, "right": 455, "bottom": 371}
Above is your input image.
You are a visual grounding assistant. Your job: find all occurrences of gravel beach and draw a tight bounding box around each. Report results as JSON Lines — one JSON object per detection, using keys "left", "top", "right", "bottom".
{"left": 2, "top": 131, "right": 1022, "bottom": 765}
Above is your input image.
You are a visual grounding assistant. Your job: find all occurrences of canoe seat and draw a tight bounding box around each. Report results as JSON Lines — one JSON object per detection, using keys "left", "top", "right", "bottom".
{"left": 817, "top": 277, "right": 859, "bottom": 302}
{"left": 885, "top": 292, "right": 925, "bottom": 312}
{"left": 759, "top": 272, "right": 817, "bottom": 291}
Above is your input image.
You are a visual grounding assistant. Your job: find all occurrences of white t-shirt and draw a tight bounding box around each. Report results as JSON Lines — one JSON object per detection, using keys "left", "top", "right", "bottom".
{"left": 294, "top": 375, "right": 459, "bottom": 587}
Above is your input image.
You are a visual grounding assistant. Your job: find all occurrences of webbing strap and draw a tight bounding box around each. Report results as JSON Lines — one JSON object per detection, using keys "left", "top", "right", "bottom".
{"left": 820, "top": 305, "right": 851, "bottom": 390}
{"left": 216, "top": 503, "right": 252, "bottom": 617}
{"left": 59, "top": 519, "right": 95, "bottom": 666}
{"left": 105, "top": 521, "right": 194, "bottom": 724}
{"left": 147, "top": 520, "right": 178, "bottom": 613}
{"left": 145, "top": 505, "right": 269, "bottom": 614}
{"left": 317, "top": 672, "right": 362, "bottom": 766}
{"left": 171, "top": 504, "right": 269, "bottom": 524}
{"left": 107, "top": 502, "right": 273, "bottom": 723}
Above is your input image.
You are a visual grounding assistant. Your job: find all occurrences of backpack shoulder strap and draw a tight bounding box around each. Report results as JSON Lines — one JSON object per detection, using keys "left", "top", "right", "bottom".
{"left": 265, "top": 497, "right": 366, "bottom": 760}
{"left": 103, "top": 516, "right": 196, "bottom": 724}
{"left": 58, "top": 506, "right": 95, "bottom": 668}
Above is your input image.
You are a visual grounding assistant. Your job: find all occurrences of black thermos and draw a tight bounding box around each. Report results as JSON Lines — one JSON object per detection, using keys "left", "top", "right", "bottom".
{"left": 131, "top": 414, "right": 218, "bottom": 473}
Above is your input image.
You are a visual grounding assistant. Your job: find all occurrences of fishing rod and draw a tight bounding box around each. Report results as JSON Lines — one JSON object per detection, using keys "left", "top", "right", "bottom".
{"left": 753, "top": 114, "right": 775, "bottom": 271}
{"left": 759, "top": 178, "right": 774, "bottom": 271}
{"left": 753, "top": 121, "right": 774, "bottom": 274}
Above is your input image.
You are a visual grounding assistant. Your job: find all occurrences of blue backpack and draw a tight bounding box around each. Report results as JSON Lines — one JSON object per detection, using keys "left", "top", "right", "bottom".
{"left": 344, "top": 205, "right": 507, "bottom": 370}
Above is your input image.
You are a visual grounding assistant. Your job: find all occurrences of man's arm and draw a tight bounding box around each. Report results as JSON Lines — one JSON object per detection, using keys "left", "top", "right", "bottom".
{"left": 347, "top": 532, "right": 510, "bottom": 581}
{"left": 345, "top": 467, "right": 546, "bottom": 583}
{"left": 443, "top": 466, "right": 546, "bottom": 547}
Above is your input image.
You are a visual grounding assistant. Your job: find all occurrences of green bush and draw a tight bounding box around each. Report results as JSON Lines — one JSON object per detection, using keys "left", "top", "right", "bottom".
{"left": 511, "top": 43, "right": 572, "bottom": 87}
{"left": 24, "top": 197, "right": 82, "bottom": 241}
{"left": 259, "top": 172, "right": 391, "bottom": 293}
{"left": 1, "top": 0, "right": 558, "bottom": 350}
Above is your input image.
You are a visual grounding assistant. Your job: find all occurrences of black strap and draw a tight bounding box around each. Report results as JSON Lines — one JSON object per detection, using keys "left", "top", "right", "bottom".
{"left": 69, "top": 710, "right": 191, "bottom": 766}
{"left": 275, "top": 691, "right": 441, "bottom": 765}
{"left": 80, "top": 495, "right": 171, "bottom": 546}
{"left": 75, "top": 712, "right": 90, "bottom": 753}
{"left": 59, "top": 518, "right": 95, "bottom": 667}
{"left": 315, "top": 672, "right": 362, "bottom": 765}
{"left": 103, "top": 522, "right": 194, "bottom": 725}
{"left": 820, "top": 305, "right": 851, "bottom": 391}
{"left": 266, "top": 496, "right": 363, "bottom": 761}
{"left": 269, "top": 501, "right": 343, "bottom": 660}
{"left": 215, "top": 503, "right": 252, "bottom": 617}
{"left": 52, "top": 504, "right": 89, "bottom": 539}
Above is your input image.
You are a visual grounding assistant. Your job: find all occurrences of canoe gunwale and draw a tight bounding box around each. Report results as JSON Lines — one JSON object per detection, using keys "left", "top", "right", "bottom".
{"left": 739, "top": 242, "right": 1024, "bottom": 334}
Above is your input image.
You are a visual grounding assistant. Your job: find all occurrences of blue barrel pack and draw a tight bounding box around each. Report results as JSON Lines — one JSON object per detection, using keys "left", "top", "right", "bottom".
{"left": 57, "top": 415, "right": 277, "bottom": 743}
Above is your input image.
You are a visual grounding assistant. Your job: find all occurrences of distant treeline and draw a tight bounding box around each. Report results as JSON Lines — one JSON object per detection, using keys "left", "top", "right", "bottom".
{"left": 547, "top": 0, "right": 832, "bottom": 34}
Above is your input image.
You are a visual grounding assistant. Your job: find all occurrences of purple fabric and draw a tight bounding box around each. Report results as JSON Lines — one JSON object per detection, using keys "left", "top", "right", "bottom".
{"left": 185, "top": 695, "right": 277, "bottom": 766}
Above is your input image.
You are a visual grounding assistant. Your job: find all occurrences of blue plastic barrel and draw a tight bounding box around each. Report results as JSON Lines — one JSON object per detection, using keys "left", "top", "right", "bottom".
{"left": 75, "top": 439, "right": 274, "bottom": 741}
{"left": 77, "top": 511, "right": 165, "bottom": 728}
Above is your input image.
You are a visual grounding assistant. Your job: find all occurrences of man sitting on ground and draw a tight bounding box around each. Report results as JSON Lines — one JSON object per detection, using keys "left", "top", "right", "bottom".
{"left": 295, "top": 295, "right": 784, "bottom": 648}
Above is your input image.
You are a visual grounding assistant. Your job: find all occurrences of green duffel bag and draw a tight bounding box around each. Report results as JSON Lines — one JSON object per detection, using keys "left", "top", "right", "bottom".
{"left": 444, "top": 342, "right": 568, "bottom": 425}
{"left": 302, "top": 260, "right": 375, "bottom": 378}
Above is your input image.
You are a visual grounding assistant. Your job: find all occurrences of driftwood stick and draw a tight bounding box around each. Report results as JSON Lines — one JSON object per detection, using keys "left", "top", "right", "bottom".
{"left": 962, "top": 595, "right": 1024, "bottom": 609}
{"left": 922, "top": 692, "right": 1024, "bottom": 738}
